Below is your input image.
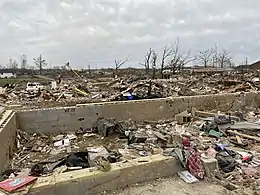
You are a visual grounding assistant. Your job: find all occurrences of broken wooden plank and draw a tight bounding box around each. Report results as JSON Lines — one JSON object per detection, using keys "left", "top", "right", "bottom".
{"left": 234, "top": 130, "right": 243, "bottom": 144}
{"left": 56, "top": 92, "right": 65, "bottom": 102}
{"left": 227, "top": 130, "right": 260, "bottom": 142}
{"left": 191, "top": 107, "right": 240, "bottom": 122}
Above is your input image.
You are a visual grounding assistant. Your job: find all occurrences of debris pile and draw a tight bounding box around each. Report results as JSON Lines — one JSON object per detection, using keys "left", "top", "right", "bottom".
{"left": 0, "top": 72, "right": 259, "bottom": 109}
{"left": 1, "top": 107, "right": 260, "bottom": 193}
{"left": 172, "top": 108, "right": 260, "bottom": 194}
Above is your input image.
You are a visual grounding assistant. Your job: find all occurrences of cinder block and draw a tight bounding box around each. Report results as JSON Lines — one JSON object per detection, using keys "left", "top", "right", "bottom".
{"left": 175, "top": 111, "right": 191, "bottom": 124}
{"left": 201, "top": 157, "right": 219, "bottom": 177}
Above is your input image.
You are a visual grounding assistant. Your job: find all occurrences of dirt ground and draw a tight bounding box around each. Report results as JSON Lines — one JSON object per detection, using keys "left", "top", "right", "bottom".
{"left": 105, "top": 176, "right": 236, "bottom": 195}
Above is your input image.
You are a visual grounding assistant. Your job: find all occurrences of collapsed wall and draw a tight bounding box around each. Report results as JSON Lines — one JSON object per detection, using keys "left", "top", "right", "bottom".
{"left": 16, "top": 92, "right": 260, "bottom": 134}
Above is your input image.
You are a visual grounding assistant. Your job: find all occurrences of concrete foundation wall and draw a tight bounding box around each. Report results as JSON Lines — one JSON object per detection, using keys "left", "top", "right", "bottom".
{"left": 17, "top": 92, "right": 260, "bottom": 134}
{"left": 29, "top": 155, "right": 182, "bottom": 195}
{"left": 0, "top": 110, "right": 17, "bottom": 171}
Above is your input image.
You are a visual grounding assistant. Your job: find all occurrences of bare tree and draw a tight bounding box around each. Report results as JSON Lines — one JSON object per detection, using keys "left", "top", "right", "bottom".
{"left": 178, "top": 50, "right": 196, "bottom": 71}
{"left": 166, "top": 40, "right": 195, "bottom": 73}
{"left": 140, "top": 48, "right": 153, "bottom": 74}
{"left": 151, "top": 51, "right": 157, "bottom": 79}
{"left": 8, "top": 58, "right": 18, "bottom": 69}
{"left": 21, "top": 54, "right": 27, "bottom": 69}
{"left": 114, "top": 56, "right": 129, "bottom": 73}
{"left": 217, "top": 50, "right": 232, "bottom": 68}
{"left": 197, "top": 48, "right": 215, "bottom": 67}
{"left": 160, "top": 45, "right": 173, "bottom": 78}
{"left": 33, "top": 54, "right": 47, "bottom": 75}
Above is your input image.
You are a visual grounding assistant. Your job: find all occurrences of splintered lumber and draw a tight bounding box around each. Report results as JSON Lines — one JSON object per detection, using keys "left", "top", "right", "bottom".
{"left": 227, "top": 130, "right": 260, "bottom": 142}
{"left": 234, "top": 130, "right": 243, "bottom": 144}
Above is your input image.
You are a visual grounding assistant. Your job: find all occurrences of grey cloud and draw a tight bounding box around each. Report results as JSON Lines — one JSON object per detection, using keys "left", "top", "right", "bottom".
{"left": 0, "top": 0, "right": 259, "bottom": 67}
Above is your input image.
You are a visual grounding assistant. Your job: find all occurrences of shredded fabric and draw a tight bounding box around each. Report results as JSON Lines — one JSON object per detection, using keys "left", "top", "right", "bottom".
{"left": 179, "top": 137, "right": 205, "bottom": 179}
{"left": 185, "top": 147, "right": 205, "bottom": 180}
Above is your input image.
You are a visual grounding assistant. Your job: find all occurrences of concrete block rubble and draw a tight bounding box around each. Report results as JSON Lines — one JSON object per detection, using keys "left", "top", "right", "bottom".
{"left": 1, "top": 107, "right": 260, "bottom": 194}
{"left": 0, "top": 71, "right": 259, "bottom": 109}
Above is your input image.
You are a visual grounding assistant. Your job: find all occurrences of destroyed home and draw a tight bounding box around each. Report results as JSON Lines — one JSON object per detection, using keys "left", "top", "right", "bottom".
{"left": 1, "top": 66, "right": 260, "bottom": 194}
{"left": 1, "top": 62, "right": 260, "bottom": 195}
{"left": 0, "top": 69, "right": 260, "bottom": 109}
{"left": 0, "top": 91, "right": 260, "bottom": 194}
{"left": 1, "top": 1, "right": 260, "bottom": 194}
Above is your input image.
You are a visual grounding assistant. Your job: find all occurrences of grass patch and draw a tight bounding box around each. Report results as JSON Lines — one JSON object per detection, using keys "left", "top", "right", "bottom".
{"left": 0, "top": 76, "right": 48, "bottom": 87}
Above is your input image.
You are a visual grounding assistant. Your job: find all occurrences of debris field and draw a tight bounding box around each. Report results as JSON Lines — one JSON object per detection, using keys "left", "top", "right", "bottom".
{"left": 1, "top": 106, "right": 260, "bottom": 194}
{"left": 1, "top": 70, "right": 260, "bottom": 194}
{"left": 0, "top": 71, "right": 260, "bottom": 109}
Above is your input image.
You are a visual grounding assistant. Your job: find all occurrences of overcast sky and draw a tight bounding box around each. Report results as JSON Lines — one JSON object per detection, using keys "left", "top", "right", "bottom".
{"left": 0, "top": 0, "right": 260, "bottom": 68}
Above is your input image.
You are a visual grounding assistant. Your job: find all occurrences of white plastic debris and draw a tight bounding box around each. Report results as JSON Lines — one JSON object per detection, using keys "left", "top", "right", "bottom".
{"left": 178, "top": 171, "right": 198, "bottom": 184}
{"left": 54, "top": 139, "right": 70, "bottom": 147}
